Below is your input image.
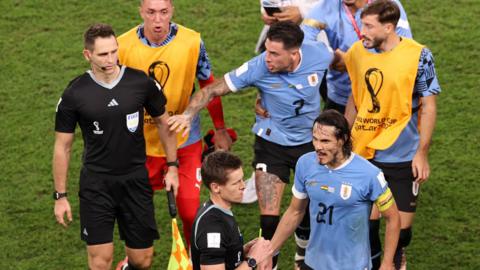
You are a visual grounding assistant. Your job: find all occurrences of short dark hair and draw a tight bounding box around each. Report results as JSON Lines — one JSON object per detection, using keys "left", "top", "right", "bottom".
{"left": 84, "top": 23, "right": 116, "bottom": 51}
{"left": 266, "top": 21, "right": 304, "bottom": 50}
{"left": 313, "top": 110, "right": 352, "bottom": 157}
{"left": 361, "top": 0, "right": 400, "bottom": 27}
{"left": 201, "top": 151, "right": 243, "bottom": 190}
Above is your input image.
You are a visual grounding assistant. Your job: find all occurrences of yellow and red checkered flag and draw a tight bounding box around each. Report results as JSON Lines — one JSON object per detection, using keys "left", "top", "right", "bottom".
{"left": 167, "top": 190, "right": 192, "bottom": 270}
{"left": 167, "top": 218, "right": 192, "bottom": 270}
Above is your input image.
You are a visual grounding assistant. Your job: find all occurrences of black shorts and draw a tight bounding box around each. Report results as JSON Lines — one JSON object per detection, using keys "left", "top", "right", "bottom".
{"left": 253, "top": 136, "right": 314, "bottom": 183}
{"left": 371, "top": 160, "right": 419, "bottom": 213}
{"left": 324, "top": 97, "right": 346, "bottom": 114}
{"left": 79, "top": 167, "right": 159, "bottom": 248}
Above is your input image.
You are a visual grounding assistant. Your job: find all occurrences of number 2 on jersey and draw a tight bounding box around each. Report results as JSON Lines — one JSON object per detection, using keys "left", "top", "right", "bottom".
{"left": 316, "top": 203, "right": 334, "bottom": 225}
{"left": 293, "top": 99, "right": 305, "bottom": 115}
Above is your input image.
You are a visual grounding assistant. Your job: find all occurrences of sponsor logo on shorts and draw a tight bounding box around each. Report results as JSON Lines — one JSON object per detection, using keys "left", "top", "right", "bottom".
{"left": 256, "top": 163, "right": 267, "bottom": 172}
{"left": 412, "top": 182, "right": 420, "bottom": 196}
{"left": 83, "top": 228, "right": 88, "bottom": 236}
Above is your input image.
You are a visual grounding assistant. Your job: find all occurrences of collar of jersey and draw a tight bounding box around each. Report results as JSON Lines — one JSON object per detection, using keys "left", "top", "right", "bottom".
{"left": 86, "top": 65, "right": 126, "bottom": 89}
{"left": 290, "top": 48, "right": 303, "bottom": 74}
{"left": 324, "top": 152, "right": 355, "bottom": 171}
{"left": 137, "top": 22, "right": 178, "bottom": 48}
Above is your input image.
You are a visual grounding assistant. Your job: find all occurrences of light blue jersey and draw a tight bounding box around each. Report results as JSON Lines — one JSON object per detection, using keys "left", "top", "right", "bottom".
{"left": 302, "top": 0, "right": 412, "bottom": 106}
{"left": 224, "top": 41, "right": 333, "bottom": 146}
{"left": 293, "top": 152, "right": 388, "bottom": 270}
{"left": 374, "top": 47, "right": 441, "bottom": 162}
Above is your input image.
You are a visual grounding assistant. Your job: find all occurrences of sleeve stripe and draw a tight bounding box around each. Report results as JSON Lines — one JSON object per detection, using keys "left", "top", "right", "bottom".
{"left": 223, "top": 73, "right": 238, "bottom": 92}
{"left": 292, "top": 185, "right": 308, "bottom": 200}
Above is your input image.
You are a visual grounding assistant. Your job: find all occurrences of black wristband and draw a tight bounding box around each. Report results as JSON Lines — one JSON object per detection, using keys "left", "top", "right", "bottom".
{"left": 53, "top": 191, "right": 67, "bottom": 200}
{"left": 166, "top": 160, "right": 179, "bottom": 168}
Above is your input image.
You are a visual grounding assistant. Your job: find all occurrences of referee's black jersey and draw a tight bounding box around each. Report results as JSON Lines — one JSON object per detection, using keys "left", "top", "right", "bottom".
{"left": 55, "top": 66, "right": 166, "bottom": 175}
{"left": 191, "top": 200, "right": 245, "bottom": 270}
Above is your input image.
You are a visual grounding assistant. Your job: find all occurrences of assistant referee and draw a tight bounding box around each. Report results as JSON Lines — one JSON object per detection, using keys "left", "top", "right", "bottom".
{"left": 52, "top": 23, "right": 178, "bottom": 270}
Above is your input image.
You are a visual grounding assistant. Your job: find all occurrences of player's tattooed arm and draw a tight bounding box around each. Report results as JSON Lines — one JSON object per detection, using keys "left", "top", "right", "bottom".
{"left": 168, "top": 78, "right": 230, "bottom": 136}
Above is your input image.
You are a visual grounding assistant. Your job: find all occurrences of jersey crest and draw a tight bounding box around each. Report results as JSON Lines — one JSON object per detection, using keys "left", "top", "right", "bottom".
{"left": 126, "top": 111, "right": 139, "bottom": 132}
{"left": 340, "top": 183, "right": 352, "bottom": 200}
{"left": 308, "top": 73, "right": 319, "bottom": 86}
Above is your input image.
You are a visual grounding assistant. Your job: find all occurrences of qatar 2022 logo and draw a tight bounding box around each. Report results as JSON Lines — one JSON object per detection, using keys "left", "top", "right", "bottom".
{"left": 364, "top": 68, "right": 383, "bottom": 113}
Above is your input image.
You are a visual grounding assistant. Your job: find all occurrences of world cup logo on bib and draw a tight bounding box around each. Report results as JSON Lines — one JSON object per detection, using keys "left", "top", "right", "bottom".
{"left": 364, "top": 68, "right": 383, "bottom": 113}
{"left": 126, "top": 111, "right": 139, "bottom": 132}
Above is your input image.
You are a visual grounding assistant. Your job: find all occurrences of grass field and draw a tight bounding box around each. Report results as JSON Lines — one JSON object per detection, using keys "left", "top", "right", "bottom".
{"left": 0, "top": 0, "right": 479, "bottom": 269}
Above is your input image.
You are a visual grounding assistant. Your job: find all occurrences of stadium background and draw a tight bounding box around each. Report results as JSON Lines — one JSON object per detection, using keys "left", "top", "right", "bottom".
{"left": 0, "top": 0, "right": 478, "bottom": 269}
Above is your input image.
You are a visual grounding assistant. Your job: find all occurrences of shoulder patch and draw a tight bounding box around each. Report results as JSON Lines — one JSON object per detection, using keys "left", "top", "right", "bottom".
{"left": 207, "top": 232, "right": 221, "bottom": 248}
{"left": 377, "top": 172, "right": 387, "bottom": 188}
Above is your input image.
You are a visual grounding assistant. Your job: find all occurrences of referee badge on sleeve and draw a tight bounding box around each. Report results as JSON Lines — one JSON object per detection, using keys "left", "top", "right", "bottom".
{"left": 126, "top": 111, "right": 139, "bottom": 132}
{"left": 207, "top": 233, "right": 221, "bottom": 248}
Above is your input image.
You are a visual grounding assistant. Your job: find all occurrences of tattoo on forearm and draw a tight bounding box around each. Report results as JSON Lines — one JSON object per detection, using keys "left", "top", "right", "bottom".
{"left": 184, "top": 78, "right": 230, "bottom": 117}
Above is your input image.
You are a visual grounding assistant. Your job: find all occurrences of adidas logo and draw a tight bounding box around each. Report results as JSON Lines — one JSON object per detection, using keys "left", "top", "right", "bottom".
{"left": 107, "top": 98, "right": 119, "bottom": 107}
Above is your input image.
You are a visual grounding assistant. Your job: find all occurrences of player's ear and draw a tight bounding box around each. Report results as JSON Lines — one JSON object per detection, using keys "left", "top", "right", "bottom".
{"left": 83, "top": 49, "right": 91, "bottom": 62}
{"left": 210, "top": 182, "right": 221, "bottom": 194}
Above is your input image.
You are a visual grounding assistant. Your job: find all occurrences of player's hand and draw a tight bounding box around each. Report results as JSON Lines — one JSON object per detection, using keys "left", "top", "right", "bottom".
{"left": 213, "top": 128, "right": 233, "bottom": 151}
{"left": 54, "top": 198, "right": 72, "bottom": 228}
{"left": 330, "top": 49, "right": 346, "bottom": 72}
{"left": 167, "top": 114, "right": 193, "bottom": 137}
{"left": 274, "top": 6, "right": 302, "bottom": 24}
{"left": 257, "top": 257, "right": 273, "bottom": 270}
{"left": 165, "top": 167, "right": 179, "bottom": 197}
{"left": 255, "top": 97, "right": 269, "bottom": 118}
{"left": 412, "top": 150, "right": 430, "bottom": 184}
{"left": 243, "top": 238, "right": 259, "bottom": 254}
{"left": 379, "top": 261, "right": 395, "bottom": 270}
{"left": 262, "top": 12, "right": 278, "bottom": 25}
{"left": 246, "top": 237, "right": 273, "bottom": 265}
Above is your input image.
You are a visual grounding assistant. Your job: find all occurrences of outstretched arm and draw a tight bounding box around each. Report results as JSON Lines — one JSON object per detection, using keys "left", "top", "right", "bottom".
{"left": 202, "top": 74, "right": 233, "bottom": 151}
{"left": 168, "top": 77, "right": 231, "bottom": 136}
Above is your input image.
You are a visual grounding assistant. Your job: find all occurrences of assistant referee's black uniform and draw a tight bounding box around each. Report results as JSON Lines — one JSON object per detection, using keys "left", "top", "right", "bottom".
{"left": 191, "top": 200, "right": 245, "bottom": 270}
{"left": 55, "top": 65, "right": 166, "bottom": 248}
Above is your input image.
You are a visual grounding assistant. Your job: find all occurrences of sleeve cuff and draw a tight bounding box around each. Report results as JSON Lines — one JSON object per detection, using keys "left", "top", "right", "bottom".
{"left": 292, "top": 185, "right": 308, "bottom": 200}
{"left": 223, "top": 73, "right": 238, "bottom": 92}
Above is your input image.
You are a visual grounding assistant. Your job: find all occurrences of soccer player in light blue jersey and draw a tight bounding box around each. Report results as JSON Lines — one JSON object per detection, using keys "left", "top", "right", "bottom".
{"left": 269, "top": 110, "right": 400, "bottom": 270}
{"left": 301, "top": 0, "right": 412, "bottom": 113}
{"left": 169, "top": 21, "right": 333, "bottom": 268}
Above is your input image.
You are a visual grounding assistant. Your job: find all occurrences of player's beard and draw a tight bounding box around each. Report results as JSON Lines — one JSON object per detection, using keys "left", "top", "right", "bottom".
{"left": 363, "top": 36, "right": 384, "bottom": 50}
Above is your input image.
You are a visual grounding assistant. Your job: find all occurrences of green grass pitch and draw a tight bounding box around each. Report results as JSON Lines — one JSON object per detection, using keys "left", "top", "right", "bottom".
{"left": 0, "top": 0, "right": 478, "bottom": 269}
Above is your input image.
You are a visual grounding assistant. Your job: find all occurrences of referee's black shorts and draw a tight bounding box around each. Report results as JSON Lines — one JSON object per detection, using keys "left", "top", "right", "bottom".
{"left": 371, "top": 160, "right": 420, "bottom": 213}
{"left": 252, "top": 136, "right": 314, "bottom": 183}
{"left": 79, "top": 167, "right": 159, "bottom": 249}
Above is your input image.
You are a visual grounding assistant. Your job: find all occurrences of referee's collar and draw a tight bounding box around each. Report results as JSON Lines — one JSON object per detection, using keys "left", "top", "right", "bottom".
{"left": 206, "top": 199, "right": 233, "bottom": 216}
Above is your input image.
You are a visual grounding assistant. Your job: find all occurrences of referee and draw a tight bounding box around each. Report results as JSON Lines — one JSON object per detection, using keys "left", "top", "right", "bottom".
{"left": 52, "top": 23, "right": 178, "bottom": 270}
{"left": 191, "top": 151, "right": 272, "bottom": 270}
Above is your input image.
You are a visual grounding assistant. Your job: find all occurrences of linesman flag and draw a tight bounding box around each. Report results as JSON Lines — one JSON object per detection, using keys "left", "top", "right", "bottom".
{"left": 167, "top": 190, "right": 192, "bottom": 270}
